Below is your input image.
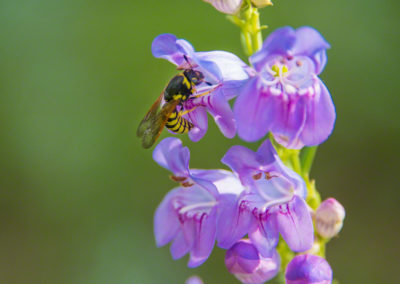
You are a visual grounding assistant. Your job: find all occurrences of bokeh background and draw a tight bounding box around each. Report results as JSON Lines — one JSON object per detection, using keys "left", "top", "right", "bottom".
{"left": 1, "top": 0, "right": 399, "bottom": 283}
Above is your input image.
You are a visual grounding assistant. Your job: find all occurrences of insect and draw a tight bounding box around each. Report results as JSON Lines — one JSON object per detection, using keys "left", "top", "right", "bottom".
{"left": 137, "top": 57, "right": 214, "bottom": 149}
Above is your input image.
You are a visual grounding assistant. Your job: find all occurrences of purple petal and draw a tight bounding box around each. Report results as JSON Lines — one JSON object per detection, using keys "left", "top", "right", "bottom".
{"left": 187, "top": 106, "right": 208, "bottom": 142}
{"left": 249, "top": 216, "right": 279, "bottom": 258}
{"left": 151, "top": 34, "right": 195, "bottom": 66}
{"left": 275, "top": 196, "right": 314, "bottom": 252}
{"left": 221, "top": 145, "right": 262, "bottom": 185}
{"left": 152, "top": 137, "right": 190, "bottom": 176}
{"left": 234, "top": 78, "right": 279, "bottom": 142}
{"left": 300, "top": 80, "right": 336, "bottom": 147}
{"left": 286, "top": 254, "right": 333, "bottom": 284}
{"left": 256, "top": 139, "right": 277, "bottom": 165}
{"left": 170, "top": 230, "right": 192, "bottom": 260}
{"left": 196, "top": 51, "right": 249, "bottom": 82}
{"left": 206, "top": 90, "right": 236, "bottom": 138}
{"left": 188, "top": 209, "right": 217, "bottom": 267}
{"left": 225, "top": 239, "right": 260, "bottom": 274}
{"left": 203, "top": 0, "right": 243, "bottom": 14}
{"left": 292, "top": 27, "right": 331, "bottom": 74}
{"left": 154, "top": 188, "right": 181, "bottom": 247}
{"left": 270, "top": 95, "right": 307, "bottom": 149}
{"left": 250, "top": 27, "right": 296, "bottom": 71}
{"left": 217, "top": 196, "right": 255, "bottom": 249}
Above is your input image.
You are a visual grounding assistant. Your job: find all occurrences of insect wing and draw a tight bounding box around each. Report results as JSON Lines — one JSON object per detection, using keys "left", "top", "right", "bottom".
{"left": 136, "top": 93, "right": 163, "bottom": 138}
{"left": 139, "top": 100, "right": 179, "bottom": 149}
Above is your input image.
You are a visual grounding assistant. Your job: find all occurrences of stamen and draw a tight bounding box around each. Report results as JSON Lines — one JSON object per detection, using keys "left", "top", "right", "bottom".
{"left": 170, "top": 175, "right": 187, "bottom": 182}
{"left": 253, "top": 172, "right": 262, "bottom": 180}
{"left": 179, "top": 201, "right": 218, "bottom": 215}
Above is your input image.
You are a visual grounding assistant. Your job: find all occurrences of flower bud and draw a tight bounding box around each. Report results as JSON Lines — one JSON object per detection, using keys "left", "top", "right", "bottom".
{"left": 225, "top": 239, "right": 280, "bottom": 284}
{"left": 315, "top": 198, "right": 345, "bottom": 238}
{"left": 185, "top": 276, "right": 203, "bottom": 284}
{"left": 251, "top": 0, "right": 273, "bottom": 8}
{"left": 203, "top": 0, "right": 243, "bottom": 15}
{"left": 285, "top": 254, "right": 332, "bottom": 284}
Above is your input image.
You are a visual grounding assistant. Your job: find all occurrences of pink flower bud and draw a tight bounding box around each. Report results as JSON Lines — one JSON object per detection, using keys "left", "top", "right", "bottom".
{"left": 225, "top": 239, "right": 280, "bottom": 284}
{"left": 203, "top": 0, "right": 243, "bottom": 14}
{"left": 315, "top": 198, "right": 345, "bottom": 238}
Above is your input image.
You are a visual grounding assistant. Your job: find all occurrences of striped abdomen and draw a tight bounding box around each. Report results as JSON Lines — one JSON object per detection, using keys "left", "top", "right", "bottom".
{"left": 166, "top": 110, "right": 193, "bottom": 134}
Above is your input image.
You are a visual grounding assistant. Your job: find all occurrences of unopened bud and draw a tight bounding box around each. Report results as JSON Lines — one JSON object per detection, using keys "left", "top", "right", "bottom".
{"left": 203, "top": 0, "right": 243, "bottom": 15}
{"left": 185, "top": 276, "right": 203, "bottom": 284}
{"left": 315, "top": 198, "right": 345, "bottom": 238}
{"left": 225, "top": 239, "right": 280, "bottom": 284}
{"left": 285, "top": 254, "right": 332, "bottom": 284}
{"left": 251, "top": 0, "right": 273, "bottom": 8}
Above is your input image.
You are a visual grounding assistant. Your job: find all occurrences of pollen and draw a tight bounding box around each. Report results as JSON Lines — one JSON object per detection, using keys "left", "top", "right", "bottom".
{"left": 271, "top": 64, "right": 289, "bottom": 78}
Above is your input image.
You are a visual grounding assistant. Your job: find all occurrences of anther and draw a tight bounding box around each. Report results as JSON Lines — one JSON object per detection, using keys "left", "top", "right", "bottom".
{"left": 170, "top": 175, "right": 187, "bottom": 182}
{"left": 253, "top": 172, "right": 262, "bottom": 180}
{"left": 181, "top": 181, "right": 194, "bottom": 188}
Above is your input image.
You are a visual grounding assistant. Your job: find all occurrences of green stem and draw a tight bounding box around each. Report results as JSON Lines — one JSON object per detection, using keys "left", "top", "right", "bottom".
{"left": 300, "top": 146, "right": 318, "bottom": 176}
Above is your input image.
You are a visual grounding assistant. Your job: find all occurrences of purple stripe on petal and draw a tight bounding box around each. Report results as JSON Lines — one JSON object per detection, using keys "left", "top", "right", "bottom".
{"left": 249, "top": 216, "right": 279, "bottom": 258}
{"left": 187, "top": 107, "right": 208, "bottom": 142}
{"left": 170, "top": 230, "right": 192, "bottom": 260}
{"left": 275, "top": 196, "right": 313, "bottom": 252}
{"left": 300, "top": 79, "right": 336, "bottom": 146}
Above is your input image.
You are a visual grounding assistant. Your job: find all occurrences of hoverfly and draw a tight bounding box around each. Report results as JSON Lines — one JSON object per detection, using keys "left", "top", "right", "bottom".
{"left": 137, "top": 56, "right": 214, "bottom": 149}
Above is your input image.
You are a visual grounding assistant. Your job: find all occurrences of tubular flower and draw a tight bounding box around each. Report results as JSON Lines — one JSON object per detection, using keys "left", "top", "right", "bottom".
{"left": 234, "top": 26, "right": 335, "bottom": 149}
{"left": 225, "top": 239, "right": 280, "bottom": 284}
{"left": 203, "top": 0, "right": 243, "bottom": 14}
{"left": 285, "top": 254, "right": 333, "bottom": 284}
{"left": 153, "top": 138, "right": 245, "bottom": 267}
{"left": 152, "top": 34, "right": 250, "bottom": 142}
{"left": 219, "top": 139, "right": 314, "bottom": 255}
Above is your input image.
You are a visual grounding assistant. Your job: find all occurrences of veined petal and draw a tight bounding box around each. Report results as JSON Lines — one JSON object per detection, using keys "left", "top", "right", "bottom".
{"left": 300, "top": 79, "right": 336, "bottom": 146}
{"left": 249, "top": 217, "right": 279, "bottom": 257}
{"left": 234, "top": 78, "right": 278, "bottom": 142}
{"left": 151, "top": 34, "right": 195, "bottom": 66}
{"left": 154, "top": 188, "right": 181, "bottom": 247}
{"left": 196, "top": 51, "right": 249, "bottom": 82}
{"left": 170, "top": 230, "right": 193, "bottom": 260}
{"left": 152, "top": 137, "right": 190, "bottom": 176}
{"left": 292, "top": 27, "right": 331, "bottom": 74}
{"left": 217, "top": 195, "right": 255, "bottom": 249}
{"left": 270, "top": 95, "right": 307, "bottom": 149}
{"left": 275, "top": 196, "right": 313, "bottom": 252}
{"left": 203, "top": 0, "right": 243, "bottom": 14}
{"left": 187, "top": 106, "right": 208, "bottom": 142}
{"left": 188, "top": 209, "right": 218, "bottom": 267}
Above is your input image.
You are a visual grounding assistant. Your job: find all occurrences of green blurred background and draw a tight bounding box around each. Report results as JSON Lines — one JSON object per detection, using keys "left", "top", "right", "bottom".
{"left": 1, "top": 0, "right": 399, "bottom": 283}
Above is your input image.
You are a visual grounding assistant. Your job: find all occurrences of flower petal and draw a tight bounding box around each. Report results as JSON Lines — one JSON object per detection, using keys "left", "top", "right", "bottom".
{"left": 249, "top": 216, "right": 279, "bottom": 257}
{"left": 187, "top": 106, "right": 208, "bottom": 142}
{"left": 154, "top": 188, "right": 181, "bottom": 247}
{"left": 151, "top": 34, "right": 195, "bottom": 66}
{"left": 275, "top": 196, "right": 314, "bottom": 252}
{"left": 300, "top": 79, "right": 336, "bottom": 146}
{"left": 170, "top": 230, "right": 192, "bottom": 260}
{"left": 196, "top": 51, "right": 249, "bottom": 82}
{"left": 206, "top": 90, "right": 236, "bottom": 138}
{"left": 188, "top": 209, "right": 218, "bottom": 267}
{"left": 234, "top": 78, "right": 278, "bottom": 142}
{"left": 250, "top": 26, "right": 296, "bottom": 71}
{"left": 152, "top": 137, "right": 190, "bottom": 176}
{"left": 217, "top": 196, "right": 255, "bottom": 249}
{"left": 203, "top": 0, "right": 243, "bottom": 14}
{"left": 292, "top": 27, "right": 331, "bottom": 74}
{"left": 270, "top": 95, "right": 307, "bottom": 149}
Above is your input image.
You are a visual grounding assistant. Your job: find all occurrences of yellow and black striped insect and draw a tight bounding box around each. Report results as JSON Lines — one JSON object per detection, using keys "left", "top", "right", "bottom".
{"left": 137, "top": 63, "right": 209, "bottom": 149}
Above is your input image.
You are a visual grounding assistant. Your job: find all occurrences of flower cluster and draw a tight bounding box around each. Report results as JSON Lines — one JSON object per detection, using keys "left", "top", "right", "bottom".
{"left": 145, "top": 1, "right": 345, "bottom": 283}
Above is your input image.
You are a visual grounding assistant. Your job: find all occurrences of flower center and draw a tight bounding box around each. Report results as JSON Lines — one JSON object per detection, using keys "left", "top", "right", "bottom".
{"left": 271, "top": 63, "right": 289, "bottom": 79}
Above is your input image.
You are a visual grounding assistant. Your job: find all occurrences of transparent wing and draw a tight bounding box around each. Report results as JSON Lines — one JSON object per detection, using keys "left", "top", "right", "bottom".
{"left": 137, "top": 93, "right": 164, "bottom": 138}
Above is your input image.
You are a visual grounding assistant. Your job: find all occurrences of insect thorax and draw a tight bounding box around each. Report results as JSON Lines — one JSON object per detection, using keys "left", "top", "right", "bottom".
{"left": 164, "top": 73, "right": 193, "bottom": 102}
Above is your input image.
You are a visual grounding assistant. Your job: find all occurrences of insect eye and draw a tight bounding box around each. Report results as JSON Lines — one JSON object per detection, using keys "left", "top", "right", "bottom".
{"left": 192, "top": 78, "right": 198, "bottom": 83}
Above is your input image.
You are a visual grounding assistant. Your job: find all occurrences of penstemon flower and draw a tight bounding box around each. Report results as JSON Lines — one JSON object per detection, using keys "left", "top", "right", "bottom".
{"left": 219, "top": 139, "right": 314, "bottom": 255}
{"left": 153, "top": 138, "right": 245, "bottom": 267}
{"left": 234, "top": 26, "right": 336, "bottom": 149}
{"left": 152, "top": 34, "right": 250, "bottom": 142}
{"left": 285, "top": 254, "right": 333, "bottom": 284}
{"left": 225, "top": 239, "right": 280, "bottom": 284}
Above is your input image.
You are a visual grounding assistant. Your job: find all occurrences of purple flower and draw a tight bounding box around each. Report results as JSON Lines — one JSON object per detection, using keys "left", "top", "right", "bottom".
{"left": 234, "top": 26, "right": 335, "bottom": 149}
{"left": 152, "top": 34, "right": 250, "bottom": 141}
{"left": 153, "top": 138, "right": 245, "bottom": 267}
{"left": 225, "top": 239, "right": 280, "bottom": 284}
{"left": 285, "top": 254, "right": 333, "bottom": 284}
{"left": 219, "top": 139, "right": 314, "bottom": 255}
